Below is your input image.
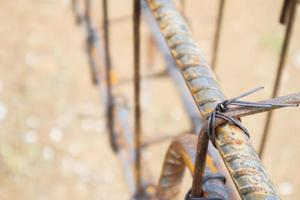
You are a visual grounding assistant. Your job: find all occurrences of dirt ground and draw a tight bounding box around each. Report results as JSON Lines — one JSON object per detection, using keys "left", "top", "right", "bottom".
{"left": 0, "top": 0, "right": 299, "bottom": 199}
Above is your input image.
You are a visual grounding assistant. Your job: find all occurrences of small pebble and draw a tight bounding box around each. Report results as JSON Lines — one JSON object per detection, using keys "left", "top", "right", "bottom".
{"left": 49, "top": 127, "right": 63, "bottom": 143}
{"left": 0, "top": 102, "right": 7, "bottom": 122}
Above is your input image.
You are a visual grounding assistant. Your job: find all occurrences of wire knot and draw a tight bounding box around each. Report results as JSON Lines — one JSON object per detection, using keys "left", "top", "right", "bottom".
{"left": 206, "top": 87, "right": 297, "bottom": 146}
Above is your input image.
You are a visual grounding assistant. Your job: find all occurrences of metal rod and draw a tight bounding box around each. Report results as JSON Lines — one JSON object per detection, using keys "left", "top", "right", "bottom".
{"left": 192, "top": 92, "right": 300, "bottom": 197}
{"left": 145, "top": 0, "right": 279, "bottom": 198}
{"left": 102, "top": 0, "right": 118, "bottom": 152}
{"left": 84, "top": 0, "right": 99, "bottom": 84}
{"left": 191, "top": 126, "right": 210, "bottom": 197}
{"left": 211, "top": 0, "right": 225, "bottom": 70}
{"left": 280, "top": 0, "right": 292, "bottom": 24}
{"left": 259, "top": 0, "right": 297, "bottom": 158}
{"left": 133, "top": 0, "right": 142, "bottom": 195}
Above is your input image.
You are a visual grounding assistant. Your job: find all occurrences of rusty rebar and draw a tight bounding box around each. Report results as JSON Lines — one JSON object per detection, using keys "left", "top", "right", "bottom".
{"left": 157, "top": 134, "right": 231, "bottom": 199}
{"left": 145, "top": 0, "right": 281, "bottom": 198}
{"left": 84, "top": 0, "right": 99, "bottom": 84}
{"left": 280, "top": 0, "right": 293, "bottom": 24}
{"left": 192, "top": 92, "right": 300, "bottom": 197}
{"left": 133, "top": 0, "right": 143, "bottom": 195}
{"left": 102, "top": 0, "right": 118, "bottom": 152}
{"left": 211, "top": 0, "right": 225, "bottom": 70}
{"left": 259, "top": 0, "right": 298, "bottom": 158}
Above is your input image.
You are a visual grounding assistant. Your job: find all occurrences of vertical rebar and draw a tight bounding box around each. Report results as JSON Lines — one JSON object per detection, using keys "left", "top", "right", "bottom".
{"left": 211, "top": 0, "right": 225, "bottom": 70}
{"left": 84, "top": 0, "right": 99, "bottom": 84}
{"left": 133, "top": 0, "right": 142, "bottom": 195}
{"left": 102, "top": 0, "right": 118, "bottom": 152}
{"left": 259, "top": 0, "right": 297, "bottom": 158}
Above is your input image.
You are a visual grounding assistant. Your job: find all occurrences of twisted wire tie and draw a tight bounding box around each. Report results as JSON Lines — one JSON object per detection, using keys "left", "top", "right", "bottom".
{"left": 207, "top": 87, "right": 297, "bottom": 146}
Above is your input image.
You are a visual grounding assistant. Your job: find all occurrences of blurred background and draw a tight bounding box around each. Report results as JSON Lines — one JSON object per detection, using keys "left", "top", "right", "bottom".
{"left": 0, "top": 0, "right": 299, "bottom": 199}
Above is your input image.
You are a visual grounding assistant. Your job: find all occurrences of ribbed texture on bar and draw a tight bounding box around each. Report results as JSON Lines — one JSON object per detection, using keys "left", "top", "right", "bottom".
{"left": 157, "top": 135, "right": 228, "bottom": 199}
{"left": 146, "top": 0, "right": 279, "bottom": 199}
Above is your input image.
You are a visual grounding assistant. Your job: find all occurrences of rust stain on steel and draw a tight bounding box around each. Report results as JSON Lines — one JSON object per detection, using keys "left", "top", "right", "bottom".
{"left": 146, "top": 0, "right": 279, "bottom": 199}
{"left": 157, "top": 134, "right": 228, "bottom": 199}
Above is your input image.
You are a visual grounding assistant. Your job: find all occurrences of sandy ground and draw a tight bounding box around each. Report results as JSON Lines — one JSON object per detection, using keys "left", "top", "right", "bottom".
{"left": 0, "top": 0, "right": 300, "bottom": 199}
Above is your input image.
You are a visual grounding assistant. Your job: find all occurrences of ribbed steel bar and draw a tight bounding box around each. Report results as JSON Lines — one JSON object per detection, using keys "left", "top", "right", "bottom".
{"left": 133, "top": 0, "right": 143, "bottom": 195}
{"left": 145, "top": 0, "right": 279, "bottom": 199}
{"left": 157, "top": 134, "right": 231, "bottom": 199}
{"left": 102, "top": 0, "right": 118, "bottom": 152}
{"left": 259, "top": 0, "right": 298, "bottom": 158}
{"left": 211, "top": 0, "right": 225, "bottom": 70}
{"left": 192, "top": 92, "right": 300, "bottom": 197}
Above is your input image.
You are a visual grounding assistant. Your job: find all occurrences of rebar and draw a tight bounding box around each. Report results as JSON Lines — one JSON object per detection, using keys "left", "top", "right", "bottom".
{"left": 133, "top": 0, "right": 143, "bottom": 195}
{"left": 211, "top": 0, "right": 225, "bottom": 70}
{"left": 84, "top": 0, "right": 99, "bottom": 84}
{"left": 145, "top": 0, "right": 280, "bottom": 198}
{"left": 259, "top": 0, "right": 298, "bottom": 158}
{"left": 102, "top": 0, "right": 118, "bottom": 152}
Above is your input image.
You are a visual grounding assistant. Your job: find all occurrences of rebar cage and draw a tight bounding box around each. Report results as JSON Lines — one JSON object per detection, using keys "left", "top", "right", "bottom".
{"left": 70, "top": 0, "right": 300, "bottom": 199}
